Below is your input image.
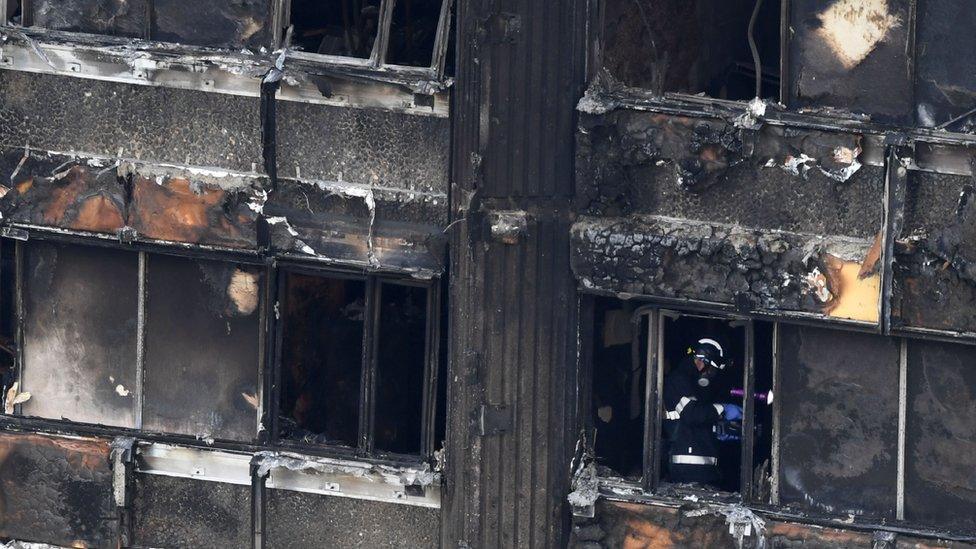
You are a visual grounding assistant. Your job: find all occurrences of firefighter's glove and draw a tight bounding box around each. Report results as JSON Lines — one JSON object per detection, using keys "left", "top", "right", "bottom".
{"left": 722, "top": 403, "right": 743, "bottom": 421}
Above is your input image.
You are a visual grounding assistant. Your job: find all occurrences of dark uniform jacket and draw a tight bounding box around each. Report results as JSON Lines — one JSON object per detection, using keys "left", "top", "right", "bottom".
{"left": 663, "top": 356, "right": 721, "bottom": 485}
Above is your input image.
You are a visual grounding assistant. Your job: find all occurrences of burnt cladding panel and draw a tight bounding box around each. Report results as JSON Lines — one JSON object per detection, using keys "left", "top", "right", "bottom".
{"left": 266, "top": 489, "right": 439, "bottom": 548}
{"left": 29, "top": 0, "right": 150, "bottom": 38}
{"left": 0, "top": 433, "right": 117, "bottom": 547}
{"left": 132, "top": 474, "right": 251, "bottom": 549}
{"left": 777, "top": 324, "right": 899, "bottom": 518}
{"left": 275, "top": 102, "right": 449, "bottom": 195}
{"left": 21, "top": 240, "right": 139, "bottom": 427}
{"left": 576, "top": 112, "right": 883, "bottom": 239}
{"left": 914, "top": 0, "right": 976, "bottom": 128}
{"left": 151, "top": 0, "right": 273, "bottom": 50}
{"left": 0, "top": 71, "right": 262, "bottom": 172}
{"left": 142, "top": 255, "right": 262, "bottom": 441}
{"left": 905, "top": 339, "right": 976, "bottom": 530}
{"left": 788, "top": 0, "right": 913, "bottom": 124}
{"left": 892, "top": 171, "right": 976, "bottom": 334}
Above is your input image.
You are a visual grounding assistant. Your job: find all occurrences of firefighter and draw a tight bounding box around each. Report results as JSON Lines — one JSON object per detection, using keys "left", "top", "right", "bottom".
{"left": 662, "top": 338, "right": 742, "bottom": 486}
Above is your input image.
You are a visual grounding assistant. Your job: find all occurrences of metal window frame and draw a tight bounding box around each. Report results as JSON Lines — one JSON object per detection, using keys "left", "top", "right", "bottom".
{"left": 276, "top": 0, "right": 455, "bottom": 76}
{"left": 588, "top": 303, "right": 770, "bottom": 500}
{"left": 270, "top": 263, "right": 442, "bottom": 463}
{"left": 7, "top": 231, "right": 269, "bottom": 443}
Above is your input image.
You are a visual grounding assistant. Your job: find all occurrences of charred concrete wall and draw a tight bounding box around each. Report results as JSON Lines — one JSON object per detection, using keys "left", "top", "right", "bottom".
{"left": 0, "top": 432, "right": 117, "bottom": 547}
{"left": 573, "top": 104, "right": 880, "bottom": 323}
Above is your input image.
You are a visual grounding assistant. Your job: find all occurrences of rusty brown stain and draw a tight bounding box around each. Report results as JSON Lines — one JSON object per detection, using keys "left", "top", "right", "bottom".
{"left": 128, "top": 175, "right": 256, "bottom": 248}
{"left": 622, "top": 519, "right": 677, "bottom": 549}
{"left": 1, "top": 165, "right": 126, "bottom": 234}
{"left": 767, "top": 521, "right": 873, "bottom": 546}
{"left": 15, "top": 178, "right": 33, "bottom": 194}
{"left": 858, "top": 230, "right": 884, "bottom": 279}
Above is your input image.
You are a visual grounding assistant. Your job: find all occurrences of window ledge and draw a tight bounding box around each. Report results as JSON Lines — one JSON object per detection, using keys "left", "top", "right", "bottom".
{"left": 0, "top": 26, "right": 450, "bottom": 116}
{"left": 137, "top": 442, "right": 441, "bottom": 508}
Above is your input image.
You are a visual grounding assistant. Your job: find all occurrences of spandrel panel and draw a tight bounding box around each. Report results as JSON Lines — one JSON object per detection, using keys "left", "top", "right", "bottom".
{"left": 905, "top": 339, "right": 976, "bottom": 530}
{"left": 20, "top": 240, "right": 139, "bottom": 427}
{"left": 142, "top": 254, "right": 262, "bottom": 441}
{"left": 777, "top": 324, "right": 899, "bottom": 518}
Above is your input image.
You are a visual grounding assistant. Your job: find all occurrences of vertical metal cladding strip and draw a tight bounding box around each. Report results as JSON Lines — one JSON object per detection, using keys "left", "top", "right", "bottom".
{"left": 897, "top": 337, "right": 908, "bottom": 520}
{"left": 641, "top": 311, "right": 658, "bottom": 492}
{"left": 881, "top": 147, "right": 909, "bottom": 334}
{"left": 741, "top": 320, "right": 757, "bottom": 501}
{"left": 770, "top": 321, "right": 781, "bottom": 505}
{"left": 135, "top": 251, "right": 146, "bottom": 429}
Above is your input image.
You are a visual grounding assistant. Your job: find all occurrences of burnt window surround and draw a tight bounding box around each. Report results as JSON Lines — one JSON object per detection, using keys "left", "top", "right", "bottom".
{"left": 12, "top": 238, "right": 264, "bottom": 442}
{"left": 586, "top": 299, "right": 773, "bottom": 500}
{"left": 2, "top": 0, "right": 454, "bottom": 76}
{"left": 282, "top": 0, "right": 454, "bottom": 75}
{"left": 0, "top": 236, "right": 445, "bottom": 466}
{"left": 274, "top": 267, "right": 442, "bottom": 461}
{"left": 583, "top": 296, "right": 976, "bottom": 535}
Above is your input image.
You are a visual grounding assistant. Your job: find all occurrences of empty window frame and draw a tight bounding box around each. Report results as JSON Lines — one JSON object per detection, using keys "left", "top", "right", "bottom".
{"left": 599, "top": 0, "right": 782, "bottom": 100}
{"left": 9, "top": 238, "right": 264, "bottom": 442}
{"left": 588, "top": 300, "right": 774, "bottom": 499}
{"left": 17, "top": 0, "right": 275, "bottom": 50}
{"left": 274, "top": 267, "right": 441, "bottom": 459}
{"left": 281, "top": 0, "right": 454, "bottom": 75}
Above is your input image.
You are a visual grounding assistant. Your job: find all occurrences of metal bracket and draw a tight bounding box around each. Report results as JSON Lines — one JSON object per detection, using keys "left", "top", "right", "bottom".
{"left": 478, "top": 404, "right": 511, "bottom": 436}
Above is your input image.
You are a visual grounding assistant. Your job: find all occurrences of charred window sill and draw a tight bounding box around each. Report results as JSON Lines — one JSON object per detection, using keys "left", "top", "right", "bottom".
{"left": 137, "top": 442, "right": 441, "bottom": 508}
{"left": 0, "top": 27, "right": 450, "bottom": 116}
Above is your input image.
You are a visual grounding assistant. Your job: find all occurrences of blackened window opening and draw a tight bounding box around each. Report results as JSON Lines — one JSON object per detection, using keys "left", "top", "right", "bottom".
{"left": 373, "top": 283, "right": 428, "bottom": 454}
{"left": 601, "top": 0, "right": 781, "bottom": 100}
{"left": 289, "top": 0, "right": 381, "bottom": 58}
{"left": 659, "top": 314, "right": 745, "bottom": 493}
{"left": 0, "top": 239, "right": 15, "bottom": 395}
{"left": 386, "top": 0, "right": 441, "bottom": 67}
{"left": 590, "top": 297, "right": 645, "bottom": 480}
{"left": 279, "top": 273, "right": 365, "bottom": 446}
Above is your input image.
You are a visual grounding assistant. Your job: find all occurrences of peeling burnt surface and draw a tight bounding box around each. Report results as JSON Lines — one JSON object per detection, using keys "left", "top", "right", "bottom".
{"left": 914, "top": 1, "right": 976, "bottom": 130}
{"left": 131, "top": 474, "right": 250, "bottom": 548}
{"left": 151, "top": 0, "right": 272, "bottom": 50}
{"left": 142, "top": 255, "right": 261, "bottom": 441}
{"left": 571, "top": 215, "right": 871, "bottom": 317}
{"left": 0, "top": 151, "right": 127, "bottom": 235}
{"left": 265, "top": 180, "right": 447, "bottom": 274}
{"left": 0, "top": 71, "right": 262, "bottom": 173}
{"left": 266, "top": 489, "right": 440, "bottom": 548}
{"left": 905, "top": 340, "right": 976, "bottom": 532}
{"left": 893, "top": 172, "right": 976, "bottom": 334}
{"left": 21, "top": 240, "right": 139, "bottom": 427}
{"left": 576, "top": 111, "right": 881, "bottom": 239}
{"left": 569, "top": 501, "right": 733, "bottom": 548}
{"left": 570, "top": 501, "right": 888, "bottom": 548}
{"left": 787, "top": 0, "right": 914, "bottom": 124}
{"left": 129, "top": 174, "right": 260, "bottom": 249}
{"left": 29, "top": 0, "right": 150, "bottom": 39}
{"left": 777, "top": 325, "right": 898, "bottom": 519}
{"left": 275, "top": 102, "right": 450, "bottom": 195}
{"left": 0, "top": 432, "right": 116, "bottom": 547}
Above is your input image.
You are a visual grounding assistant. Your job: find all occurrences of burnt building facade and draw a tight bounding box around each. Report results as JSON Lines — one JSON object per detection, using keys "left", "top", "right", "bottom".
{"left": 0, "top": 0, "right": 973, "bottom": 548}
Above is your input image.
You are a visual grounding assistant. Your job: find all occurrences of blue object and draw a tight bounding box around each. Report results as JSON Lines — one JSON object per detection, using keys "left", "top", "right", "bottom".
{"left": 723, "top": 403, "right": 743, "bottom": 421}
